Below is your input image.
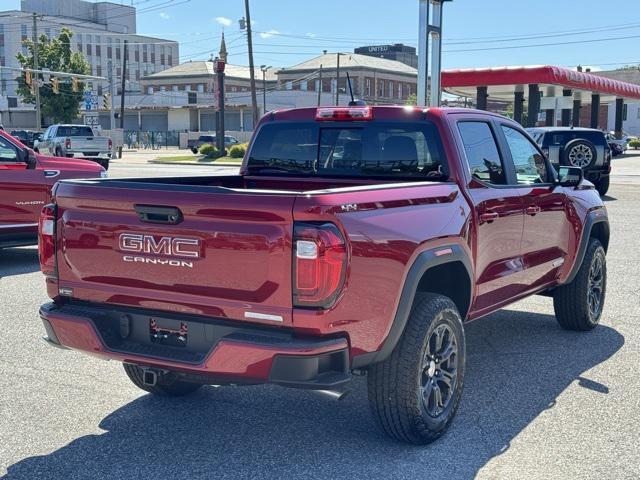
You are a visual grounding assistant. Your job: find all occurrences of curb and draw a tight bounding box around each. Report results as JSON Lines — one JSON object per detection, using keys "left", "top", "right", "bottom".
{"left": 148, "top": 160, "right": 242, "bottom": 167}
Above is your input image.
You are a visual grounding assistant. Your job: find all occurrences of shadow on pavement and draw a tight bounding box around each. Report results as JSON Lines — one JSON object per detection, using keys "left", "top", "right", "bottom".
{"left": 3, "top": 309, "right": 624, "bottom": 479}
{"left": 0, "top": 247, "right": 39, "bottom": 278}
{"left": 602, "top": 194, "right": 617, "bottom": 202}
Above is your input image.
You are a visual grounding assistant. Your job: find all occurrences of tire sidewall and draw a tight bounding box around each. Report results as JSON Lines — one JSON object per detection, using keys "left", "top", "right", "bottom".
{"left": 585, "top": 245, "right": 607, "bottom": 326}
{"left": 412, "top": 301, "right": 466, "bottom": 434}
{"left": 562, "top": 139, "right": 597, "bottom": 169}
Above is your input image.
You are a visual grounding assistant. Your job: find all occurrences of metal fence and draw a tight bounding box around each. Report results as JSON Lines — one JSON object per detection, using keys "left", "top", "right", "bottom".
{"left": 123, "top": 130, "right": 181, "bottom": 149}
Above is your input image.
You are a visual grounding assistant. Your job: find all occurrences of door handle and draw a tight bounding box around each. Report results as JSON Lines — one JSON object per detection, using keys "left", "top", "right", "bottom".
{"left": 526, "top": 206, "right": 541, "bottom": 216}
{"left": 134, "top": 204, "right": 183, "bottom": 224}
{"left": 480, "top": 211, "right": 499, "bottom": 223}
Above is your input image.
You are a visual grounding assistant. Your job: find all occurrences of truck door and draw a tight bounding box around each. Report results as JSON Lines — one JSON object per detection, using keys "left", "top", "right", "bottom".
{"left": 456, "top": 120, "right": 527, "bottom": 314}
{"left": 0, "top": 135, "right": 46, "bottom": 236}
{"left": 496, "top": 123, "right": 572, "bottom": 290}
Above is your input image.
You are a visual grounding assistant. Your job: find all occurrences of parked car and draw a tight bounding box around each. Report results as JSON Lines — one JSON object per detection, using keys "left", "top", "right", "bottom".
{"left": 605, "top": 132, "right": 628, "bottom": 155}
{"left": 0, "top": 129, "right": 105, "bottom": 249}
{"left": 526, "top": 127, "right": 611, "bottom": 195}
{"left": 608, "top": 139, "right": 624, "bottom": 157}
{"left": 188, "top": 134, "right": 239, "bottom": 153}
{"left": 35, "top": 124, "right": 112, "bottom": 170}
{"left": 10, "top": 129, "right": 42, "bottom": 149}
{"left": 38, "top": 106, "right": 609, "bottom": 445}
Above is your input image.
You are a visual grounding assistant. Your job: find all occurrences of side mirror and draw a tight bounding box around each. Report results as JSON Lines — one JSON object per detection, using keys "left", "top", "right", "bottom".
{"left": 556, "top": 166, "right": 583, "bottom": 188}
{"left": 24, "top": 148, "right": 37, "bottom": 169}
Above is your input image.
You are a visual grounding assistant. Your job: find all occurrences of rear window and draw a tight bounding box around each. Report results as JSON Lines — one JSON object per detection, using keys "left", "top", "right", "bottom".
{"left": 247, "top": 121, "right": 447, "bottom": 179}
{"left": 199, "top": 135, "right": 215, "bottom": 142}
{"left": 57, "top": 126, "right": 93, "bottom": 137}
{"left": 545, "top": 131, "right": 605, "bottom": 146}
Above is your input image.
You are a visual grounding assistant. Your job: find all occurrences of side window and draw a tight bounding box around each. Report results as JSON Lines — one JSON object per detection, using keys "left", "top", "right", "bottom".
{"left": 501, "top": 126, "right": 548, "bottom": 184}
{"left": 0, "top": 136, "right": 19, "bottom": 162}
{"left": 458, "top": 121, "right": 506, "bottom": 185}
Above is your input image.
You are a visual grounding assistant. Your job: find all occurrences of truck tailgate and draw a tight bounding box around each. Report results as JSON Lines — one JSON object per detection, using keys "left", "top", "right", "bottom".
{"left": 54, "top": 182, "right": 296, "bottom": 325}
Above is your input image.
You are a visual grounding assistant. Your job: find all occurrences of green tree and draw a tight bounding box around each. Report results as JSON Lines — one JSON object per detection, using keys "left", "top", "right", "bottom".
{"left": 405, "top": 93, "right": 417, "bottom": 106}
{"left": 504, "top": 102, "right": 528, "bottom": 127}
{"left": 16, "top": 28, "right": 90, "bottom": 123}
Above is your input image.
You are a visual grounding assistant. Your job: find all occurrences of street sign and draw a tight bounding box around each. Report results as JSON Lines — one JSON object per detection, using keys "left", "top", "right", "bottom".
{"left": 84, "top": 113, "right": 99, "bottom": 126}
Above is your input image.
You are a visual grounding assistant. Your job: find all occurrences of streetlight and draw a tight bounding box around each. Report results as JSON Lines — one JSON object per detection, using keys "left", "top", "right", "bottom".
{"left": 260, "top": 65, "right": 271, "bottom": 114}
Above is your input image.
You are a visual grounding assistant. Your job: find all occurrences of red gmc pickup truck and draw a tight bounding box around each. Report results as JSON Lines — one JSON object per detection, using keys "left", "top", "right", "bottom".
{"left": 38, "top": 106, "right": 609, "bottom": 444}
{"left": 0, "top": 130, "right": 105, "bottom": 248}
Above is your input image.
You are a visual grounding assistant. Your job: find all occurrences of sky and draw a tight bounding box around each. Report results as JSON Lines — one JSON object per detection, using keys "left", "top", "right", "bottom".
{"left": 6, "top": 0, "right": 640, "bottom": 72}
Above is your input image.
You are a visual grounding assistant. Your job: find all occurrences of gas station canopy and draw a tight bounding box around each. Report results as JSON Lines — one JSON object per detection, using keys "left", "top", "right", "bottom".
{"left": 442, "top": 65, "right": 640, "bottom": 102}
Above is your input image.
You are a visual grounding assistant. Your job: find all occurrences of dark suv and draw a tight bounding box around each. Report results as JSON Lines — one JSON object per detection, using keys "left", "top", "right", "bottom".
{"left": 526, "top": 127, "right": 611, "bottom": 195}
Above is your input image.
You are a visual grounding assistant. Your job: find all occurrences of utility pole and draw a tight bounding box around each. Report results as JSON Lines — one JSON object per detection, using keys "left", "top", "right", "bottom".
{"left": 214, "top": 58, "right": 226, "bottom": 155}
{"left": 317, "top": 64, "right": 322, "bottom": 106}
{"left": 120, "top": 40, "right": 127, "bottom": 129}
{"left": 260, "top": 65, "right": 270, "bottom": 115}
{"left": 243, "top": 0, "right": 259, "bottom": 127}
{"left": 107, "top": 59, "right": 116, "bottom": 157}
{"left": 335, "top": 53, "right": 340, "bottom": 105}
{"left": 32, "top": 13, "right": 41, "bottom": 131}
{"left": 417, "top": 0, "right": 451, "bottom": 107}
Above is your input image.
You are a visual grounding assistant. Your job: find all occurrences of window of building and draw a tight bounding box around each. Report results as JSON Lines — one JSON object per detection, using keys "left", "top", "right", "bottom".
{"left": 306, "top": 80, "right": 314, "bottom": 91}
{"left": 389, "top": 80, "right": 394, "bottom": 99}
{"left": 134, "top": 46, "right": 139, "bottom": 62}
{"left": 285, "top": 81, "right": 293, "bottom": 90}
{"left": 96, "top": 65, "right": 101, "bottom": 76}
{"left": 168, "top": 54, "right": 172, "bottom": 65}
{"left": 97, "top": 85, "right": 102, "bottom": 96}
{"left": 148, "top": 86, "right": 154, "bottom": 94}
{"left": 76, "top": 33, "right": 82, "bottom": 52}
{"left": 330, "top": 78, "right": 336, "bottom": 93}
{"left": 378, "top": 79, "right": 385, "bottom": 97}
{"left": 197, "top": 84, "right": 204, "bottom": 93}
{"left": 95, "top": 36, "right": 101, "bottom": 57}
{"left": 458, "top": 121, "right": 506, "bottom": 185}
{"left": 172, "top": 85, "right": 178, "bottom": 92}
{"left": 116, "top": 39, "right": 121, "bottom": 60}
{"left": 107, "top": 37, "right": 112, "bottom": 57}
{"left": 150, "top": 44, "right": 155, "bottom": 63}
{"left": 143, "top": 44, "right": 148, "bottom": 62}
{"left": 365, "top": 78, "right": 372, "bottom": 97}
{"left": 398, "top": 82, "right": 403, "bottom": 99}
{"left": 637, "top": 107, "right": 640, "bottom": 119}
{"left": 21, "top": 24, "right": 27, "bottom": 40}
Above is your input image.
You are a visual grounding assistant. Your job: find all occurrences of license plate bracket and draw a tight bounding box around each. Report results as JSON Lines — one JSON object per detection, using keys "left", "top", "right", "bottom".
{"left": 149, "top": 318, "right": 188, "bottom": 347}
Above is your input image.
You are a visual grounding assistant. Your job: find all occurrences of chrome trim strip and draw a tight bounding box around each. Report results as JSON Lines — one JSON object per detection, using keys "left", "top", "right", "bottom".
{"left": 0, "top": 223, "right": 38, "bottom": 230}
{"left": 244, "top": 311, "right": 284, "bottom": 323}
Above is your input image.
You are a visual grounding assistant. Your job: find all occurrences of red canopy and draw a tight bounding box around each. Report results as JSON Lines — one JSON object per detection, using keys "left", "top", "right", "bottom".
{"left": 442, "top": 65, "right": 640, "bottom": 101}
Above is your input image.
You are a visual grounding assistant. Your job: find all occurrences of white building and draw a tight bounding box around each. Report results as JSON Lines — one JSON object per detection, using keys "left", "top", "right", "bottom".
{"left": 0, "top": 0, "right": 178, "bottom": 104}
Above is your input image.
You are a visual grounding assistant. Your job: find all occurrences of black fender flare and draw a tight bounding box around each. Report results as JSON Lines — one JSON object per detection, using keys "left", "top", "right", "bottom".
{"left": 351, "top": 244, "right": 473, "bottom": 369}
{"left": 563, "top": 209, "right": 609, "bottom": 285}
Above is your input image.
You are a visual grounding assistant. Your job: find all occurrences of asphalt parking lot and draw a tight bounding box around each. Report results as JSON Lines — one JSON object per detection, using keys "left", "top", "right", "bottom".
{"left": 1, "top": 154, "right": 639, "bottom": 479}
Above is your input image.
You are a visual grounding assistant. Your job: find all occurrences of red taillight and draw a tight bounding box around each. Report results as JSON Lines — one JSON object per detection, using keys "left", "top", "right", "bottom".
{"left": 38, "top": 204, "right": 57, "bottom": 277}
{"left": 293, "top": 223, "right": 347, "bottom": 308}
{"left": 64, "top": 137, "right": 71, "bottom": 149}
{"left": 315, "top": 107, "right": 372, "bottom": 122}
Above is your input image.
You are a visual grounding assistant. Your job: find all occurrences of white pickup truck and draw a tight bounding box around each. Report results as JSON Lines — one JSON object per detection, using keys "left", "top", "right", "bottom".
{"left": 35, "top": 124, "right": 112, "bottom": 169}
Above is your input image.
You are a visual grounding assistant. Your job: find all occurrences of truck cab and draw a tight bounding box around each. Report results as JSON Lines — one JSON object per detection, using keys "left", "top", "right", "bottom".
{"left": 0, "top": 130, "right": 105, "bottom": 248}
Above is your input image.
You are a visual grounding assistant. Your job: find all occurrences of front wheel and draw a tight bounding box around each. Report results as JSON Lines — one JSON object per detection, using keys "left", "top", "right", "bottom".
{"left": 553, "top": 238, "right": 606, "bottom": 330}
{"left": 190, "top": 147, "right": 198, "bottom": 154}
{"left": 123, "top": 363, "right": 203, "bottom": 396}
{"left": 367, "top": 293, "right": 465, "bottom": 444}
{"left": 54, "top": 147, "right": 63, "bottom": 158}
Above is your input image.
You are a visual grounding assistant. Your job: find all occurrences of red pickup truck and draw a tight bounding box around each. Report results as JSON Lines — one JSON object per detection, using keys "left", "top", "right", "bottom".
{"left": 0, "top": 130, "right": 105, "bottom": 248}
{"left": 38, "top": 106, "right": 609, "bottom": 444}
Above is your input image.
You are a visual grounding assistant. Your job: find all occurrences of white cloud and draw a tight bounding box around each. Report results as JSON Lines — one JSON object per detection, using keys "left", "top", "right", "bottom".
{"left": 260, "top": 29, "right": 280, "bottom": 39}
{"left": 216, "top": 16, "right": 232, "bottom": 27}
{"left": 159, "top": 12, "right": 170, "bottom": 19}
{"left": 306, "top": 32, "right": 317, "bottom": 38}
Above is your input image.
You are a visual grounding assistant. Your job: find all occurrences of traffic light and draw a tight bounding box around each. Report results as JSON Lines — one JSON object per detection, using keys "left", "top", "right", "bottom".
{"left": 24, "top": 70, "right": 32, "bottom": 87}
{"left": 102, "top": 92, "right": 111, "bottom": 110}
{"left": 50, "top": 76, "right": 59, "bottom": 94}
{"left": 71, "top": 77, "right": 79, "bottom": 92}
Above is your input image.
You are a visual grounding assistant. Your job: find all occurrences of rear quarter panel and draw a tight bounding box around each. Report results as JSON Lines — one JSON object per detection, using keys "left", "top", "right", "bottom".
{"left": 292, "top": 182, "right": 472, "bottom": 357}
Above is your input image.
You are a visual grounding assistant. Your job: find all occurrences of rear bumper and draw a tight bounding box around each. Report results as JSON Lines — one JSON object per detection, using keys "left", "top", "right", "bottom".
{"left": 39, "top": 302, "right": 351, "bottom": 389}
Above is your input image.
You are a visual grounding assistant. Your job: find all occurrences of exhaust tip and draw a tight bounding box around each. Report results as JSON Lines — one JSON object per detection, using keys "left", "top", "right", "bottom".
{"left": 313, "top": 389, "right": 350, "bottom": 401}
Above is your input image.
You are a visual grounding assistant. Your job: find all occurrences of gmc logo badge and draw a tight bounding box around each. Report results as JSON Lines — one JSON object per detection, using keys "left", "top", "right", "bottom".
{"left": 119, "top": 233, "right": 200, "bottom": 258}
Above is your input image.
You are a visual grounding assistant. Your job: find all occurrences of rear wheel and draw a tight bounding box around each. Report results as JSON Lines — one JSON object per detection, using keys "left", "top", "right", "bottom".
{"left": 553, "top": 238, "right": 606, "bottom": 331}
{"left": 123, "top": 363, "right": 203, "bottom": 396}
{"left": 367, "top": 293, "right": 465, "bottom": 444}
{"left": 191, "top": 147, "right": 198, "bottom": 154}
{"left": 596, "top": 176, "right": 610, "bottom": 196}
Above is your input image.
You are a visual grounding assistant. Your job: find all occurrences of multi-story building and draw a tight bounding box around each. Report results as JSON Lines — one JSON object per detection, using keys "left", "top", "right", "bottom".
{"left": 354, "top": 44, "right": 418, "bottom": 68}
{"left": 0, "top": 0, "right": 178, "bottom": 103}
{"left": 276, "top": 52, "right": 418, "bottom": 105}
